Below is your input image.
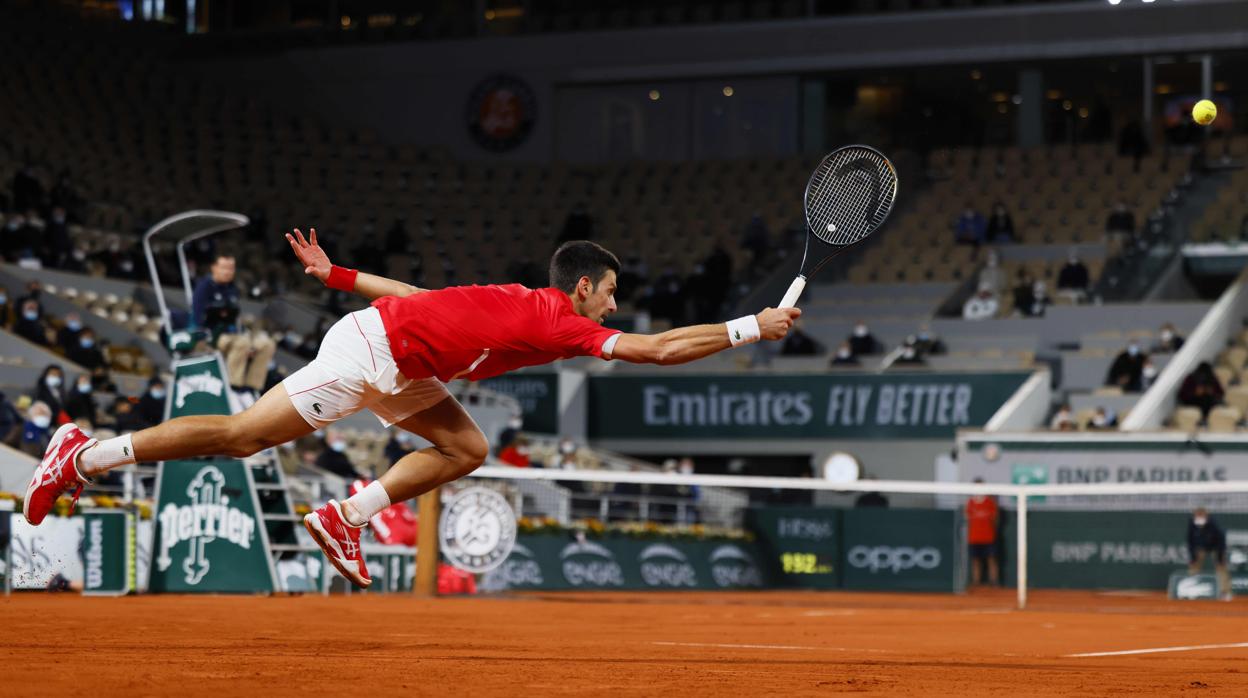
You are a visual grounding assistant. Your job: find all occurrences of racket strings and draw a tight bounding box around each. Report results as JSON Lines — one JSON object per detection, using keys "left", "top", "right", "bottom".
{"left": 805, "top": 148, "right": 897, "bottom": 247}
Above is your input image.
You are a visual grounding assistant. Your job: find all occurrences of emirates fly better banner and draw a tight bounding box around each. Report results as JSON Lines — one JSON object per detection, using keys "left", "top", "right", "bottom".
{"left": 588, "top": 372, "right": 1030, "bottom": 439}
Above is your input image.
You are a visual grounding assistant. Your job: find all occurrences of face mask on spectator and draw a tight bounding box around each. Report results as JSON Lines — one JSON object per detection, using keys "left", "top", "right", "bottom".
{"left": 80, "top": 336, "right": 95, "bottom": 349}
{"left": 22, "top": 309, "right": 38, "bottom": 321}
{"left": 150, "top": 387, "right": 166, "bottom": 400}
{"left": 77, "top": 381, "right": 91, "bottom": 394}
{"left": 1127, "top": 344, "right": 1140, "bottom": 356}
{"left": 46, "top": 375, "right": 62, "bottom": 389}
{"left": 560, "top": 440, "right": 576, "bottom": 455}
{"left": 329, "top": 440, "right": 346, "bottom": 453}
{"left": 0, "top": 294, "right": 8, "bottom": 304}
{"left": 1161, "top": 330, "right": 1173, "bottom": 342}
{"left": 508, "top": 417, "right": 522, "bottom": 430}
{"left": 1194, "top": 516, "right": 1207, "bottom": 527}
{"left": 836, "top": 347, "right": 852, "bottom": 359}
{"left": 396, "top": 432, "right": 414, "bottom": 446}
{"left": 32, "top": 414, "right": 51, "bottom": 429}
{"left": 1142, "top": 364, "right": 1158, "bottom": 379}
{"left": 67, "top": 319, "right": 82, "bottom": 331}
{"left": 853, "top": 325, "right": 868, "bottom": 337}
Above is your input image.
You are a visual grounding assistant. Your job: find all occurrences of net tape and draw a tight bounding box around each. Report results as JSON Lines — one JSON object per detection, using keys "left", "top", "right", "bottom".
{"left": 804, "top": 145, "right": 898, "bottom": 246}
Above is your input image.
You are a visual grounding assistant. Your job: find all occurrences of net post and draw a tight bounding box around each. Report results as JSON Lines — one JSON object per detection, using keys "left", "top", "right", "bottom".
{"left": 413, "top": 487, "right": 442, "bottom": 597}
{"left": 1016, "top": 491, "right": 1028, "bottom": 611}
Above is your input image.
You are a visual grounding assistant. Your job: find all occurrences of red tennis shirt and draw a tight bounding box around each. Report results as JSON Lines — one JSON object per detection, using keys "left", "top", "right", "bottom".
{"left": 372, "top": 284, "right": 621, "bottom": 382}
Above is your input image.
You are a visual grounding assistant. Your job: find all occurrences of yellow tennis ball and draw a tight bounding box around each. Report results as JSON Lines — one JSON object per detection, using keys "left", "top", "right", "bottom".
{"left": 1193, "top": 99, "right": 1217, "bottom": 126}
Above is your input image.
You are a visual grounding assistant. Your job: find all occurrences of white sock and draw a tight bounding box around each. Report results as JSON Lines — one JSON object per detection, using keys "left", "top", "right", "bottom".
{"left": 78, "top": 434, "right": 136, "bottom": 477}
{"left": 342, "top": 481, "right": 391, "bottom": 527}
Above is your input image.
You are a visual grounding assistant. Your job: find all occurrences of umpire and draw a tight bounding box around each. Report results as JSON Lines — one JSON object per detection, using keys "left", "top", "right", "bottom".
{"left": 1187, "top": 507, "right": 1232, "bottom": 600}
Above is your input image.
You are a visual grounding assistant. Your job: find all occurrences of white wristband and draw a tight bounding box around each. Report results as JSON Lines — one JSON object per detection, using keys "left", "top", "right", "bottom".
{"left": 726, "top": 315, "right": 761, "bottom": 347}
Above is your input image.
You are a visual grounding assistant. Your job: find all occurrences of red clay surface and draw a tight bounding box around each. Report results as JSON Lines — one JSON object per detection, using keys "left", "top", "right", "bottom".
{"left": 3, "top": 588, "right": 1248, "bottom": 696}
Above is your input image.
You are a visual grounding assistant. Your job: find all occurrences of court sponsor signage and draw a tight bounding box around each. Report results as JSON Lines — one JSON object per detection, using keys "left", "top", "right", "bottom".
{"left": 479, "top": 535, "right": 767, "bottom": 591}
{"left": 588, "top": 372, "right": 1029, "bottom": 439}
{"left": 1168, "top": 573, "right": 1221, "bottom": 600}
{"left": 81, "top": 509, "right": 135, "bottom": 596}
{"left": 841, "top": 509, "right": 964, "bottom": 592}
{"left": 169, "top": 355, "right": 232, "bottom": 419}
{"left": 1003, "top": 512, "right": 1248, "bottom": 589}
{"left": 961, "top": 437, "right": 1248, "bottom": 510}
{"left": 439, "top": 487, "right": 517, "bottom": 574}
{"left": 746, "top": 507, "right": 841, "bottom": 589}
{"left": 476, "top": 373, "right": 559, "bottom": 433}
{"left": 149, "top": 459, "right": 275, "bottom": 593}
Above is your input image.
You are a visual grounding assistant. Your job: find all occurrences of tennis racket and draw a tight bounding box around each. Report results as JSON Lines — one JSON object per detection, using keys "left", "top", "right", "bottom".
{"left": 778, "top": 145, "right": 899, "bottom": 308}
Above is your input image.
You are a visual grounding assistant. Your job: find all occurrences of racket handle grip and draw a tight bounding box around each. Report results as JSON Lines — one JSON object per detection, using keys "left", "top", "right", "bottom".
{"left": 779, "top": 276, "right": 807, "bottom": 309}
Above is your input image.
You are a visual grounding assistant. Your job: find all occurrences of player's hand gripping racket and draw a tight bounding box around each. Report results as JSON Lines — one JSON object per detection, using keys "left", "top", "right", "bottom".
{"left": 778, "top": 145, "right": 898, "bottom": 308}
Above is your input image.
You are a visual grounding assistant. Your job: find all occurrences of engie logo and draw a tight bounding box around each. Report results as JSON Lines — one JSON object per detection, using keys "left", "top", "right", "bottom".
{"left": 847, "top": 545, "right": 941, "bottom": 574}
{"left": 156, "top": 466, "right": 256, "bottom": 585}
{"left": 709, "top": 544, "right": 763, "bottom": 588}
{"left": 638, "top": 543, "right": 698, "bottom": 588}
{"left": 481, "top": 543, "right": 545, "bottom": 591}
{"left": 175, "top": 370, "right": 225, "bottom": 409}
{"left": 560, "top": 540, "right": 624, "bottom": 587}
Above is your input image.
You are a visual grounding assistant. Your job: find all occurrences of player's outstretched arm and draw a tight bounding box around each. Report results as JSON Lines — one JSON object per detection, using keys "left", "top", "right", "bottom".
{"left": 286, "top": 227, "right": 427, "bottom": 300}
{"left": 611, "top": 307, "right": 800, "bottom": 365}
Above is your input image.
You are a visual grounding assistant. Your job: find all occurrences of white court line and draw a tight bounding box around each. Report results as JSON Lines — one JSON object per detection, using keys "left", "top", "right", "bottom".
{"left": 1066, "top": 642, "right": 1248, "bottom": 658}
{"left": 652, "top": 641, "right": 890, "bottom": 653}
{"left": 801, "top": 610, "right": 859, "bottom": 617}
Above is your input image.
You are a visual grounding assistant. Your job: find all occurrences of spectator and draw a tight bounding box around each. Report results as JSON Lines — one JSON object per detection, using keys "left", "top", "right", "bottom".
{"left": 558, "top": 203, "right": 594, "bottom": 243}
{"left": 64, "top": 374, "right": 97, "bottom": 423}
{"left": 1010, "top": 269, "right": 1034, "bottom": 314}
{"left": 985, "top": 202, "right": 1015, "bottom": 243}
{"left": 1050, "top": 403, "right": 1076, "bottom": 431}
{"left": 1187, "top": 507, "right": 1231, "bottom": 601}
{"left": 913, "top": 325, "right": 947, "bottom": 356}
{"left": 854, "top": 476, "right": 889, "bottom": 508}
{"left": 830, "top": 341, "right": 859, "bottom": 366}
{"left": 11, "top": 163, "right": 44, "bottom": 213}
{"left": 111, "top": 397, "right": 146, "bottom": 433}
{"left": 34, "top": 365, "right": 67, "bottom": 421}
{"left": 17, "top": 280, "right": 43, "bottom": 318}
{"left": 616, "top": 254, "right": 649, "bottom": 303}
{"left": 894, "top": 337, "right": 924, "bottom": 365}
{"left": 966, "top": 478, "right": 1000, "bottom": 587}
{"left": 1088, "top": 407, "right": 1116, "bottom": 430}
{"left": 316, "top": 429, "right": 361, "bottom": 480}
{"left": 20, "top": 400, "right": 53, "bottom": 458}
{"left": 742, "top": 213, "right": 771, "bottom": 264}
{"left": 1178, "top": 361, "right": 1224, "bottom": 420}
{"left": 0, "top": 286, "right": 12, "bottom": 329}
{"left": 67, "top": 327, "right": 105, "bottom": 371}
{"left": 1106, "top": 343, "right": 1147, "bottom": 392}
{"left": 42, "top": 206, "right": 71, "bottom": 269}
{"left": 499, "top": 436, "right": 532, "bottom": 468}
{"left": 385, "top": 430, "right": 417, "bottom": 464}
{"left": 977, "top": 251, "right": 1006, "bottom": 296}
{"left": 136, "top": 378, "right": 167, "bottom": 428}
{"left": 954, "top": 203, "right": 986, "bottom": 246}
{"left": 848, "top": 321, "right": 880, "bottom": 356}
{"left": 192, "top": 254, "right": 276, "bottom": 392}
{"left": 962, "top": 283, "right": 1000, "bottom": 321}
{"left": 780, "top": 321, "right": 819, "bottom": 356}
{"left": 0, "top": 391, "right": 21, "bottom": 446}
{"left": 1057, "top": 250, "right": 1090, "bottom": 294}
{"left": 1021, "top": 280, "right": 1049, "bottom": 318}
{"left": 13, "top": 298, "right": 49, "bottom": 346}
{"left": 1155, "top": 323, "right": 1185, "bottom": 353}
{"left": 1105, "top": 201, "right": 1136, "bottom": 236}
{"left": 57, "top": 312, "right": 84, "bottom": 354}
{"left": 496, "top": 415, "right": 523, "bottom": 454}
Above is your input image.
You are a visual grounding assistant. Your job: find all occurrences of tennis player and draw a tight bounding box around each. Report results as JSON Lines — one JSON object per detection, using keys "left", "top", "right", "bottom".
{"left": 25, "top": 229, "right": 800, "bottom": 586}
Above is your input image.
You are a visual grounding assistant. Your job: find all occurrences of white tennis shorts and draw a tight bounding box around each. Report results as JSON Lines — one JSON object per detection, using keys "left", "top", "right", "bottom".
{"left": 282, "top": 306, "right": 451, "bottom": 429}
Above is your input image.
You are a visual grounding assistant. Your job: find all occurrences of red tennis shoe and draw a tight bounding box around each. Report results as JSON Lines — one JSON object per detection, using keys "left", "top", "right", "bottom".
{"left": 304, "top": 500, "right": 371, "bottom": 588}
{"left": 24, "top": 423, "right": 96, "bottom": 525}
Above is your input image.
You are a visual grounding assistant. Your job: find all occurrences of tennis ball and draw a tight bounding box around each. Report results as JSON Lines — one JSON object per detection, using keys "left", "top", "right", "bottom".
{"left": 1193, "top": 99, "right": 1217, "bottom": 126}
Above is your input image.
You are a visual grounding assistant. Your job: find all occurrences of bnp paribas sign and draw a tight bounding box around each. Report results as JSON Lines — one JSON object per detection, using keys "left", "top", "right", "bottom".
{"left": 588, "top": 373, "right": 1030, "bottom": 439}
{"left": 148, "top": 459, "right": 276, "bottom": 593}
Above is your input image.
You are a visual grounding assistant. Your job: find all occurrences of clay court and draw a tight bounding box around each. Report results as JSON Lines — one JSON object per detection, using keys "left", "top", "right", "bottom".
{"left": 3, "top": 589, "right": 1247, "bottom": 696}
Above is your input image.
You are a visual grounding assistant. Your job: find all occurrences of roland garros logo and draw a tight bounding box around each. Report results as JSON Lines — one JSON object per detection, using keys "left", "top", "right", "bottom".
{"left": 439, "top": 487, "right": 517, "bottom": 574}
